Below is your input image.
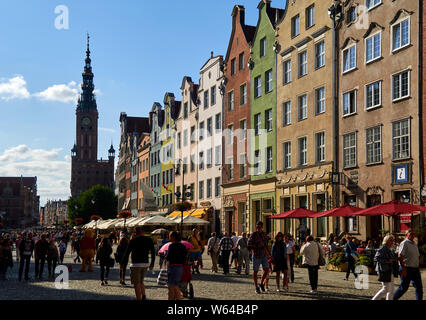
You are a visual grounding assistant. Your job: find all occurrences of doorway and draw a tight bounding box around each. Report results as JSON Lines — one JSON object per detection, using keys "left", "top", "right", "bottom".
{"left": 226, "top": 210, "right": 234, "bottom": 235}
{"left": 367, "top": 194, "right": 382, "bottom": 238}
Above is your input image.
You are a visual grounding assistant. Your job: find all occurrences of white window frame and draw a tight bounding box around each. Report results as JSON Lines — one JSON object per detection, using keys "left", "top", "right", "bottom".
{"left": 299, "top": 137, "right": 308, "bottom": 166}
{"left": 211, "top": 86, "right": 216, "bottom": 105}
{"left": 228, "top": 157, "right": 234, "bottom": 180}
{"left": 298, "top": 94, "right": 308, "bottom": 121}
{"left": 366, "top": 0, "right": 381, "bottom": 11}
{"left": 227, "top": 125, "right": 234, "bottom": 145}
{"left": 366, "top": 125, "right": 382, "bottom": 165}
{"left": 316, "top": 131, "right": 326, "bottom": 163}
{"left": 215, "top": 145, "right": 221, "bottom": 166}
{"left": 342, "top": 89, "right": 357, "bottom": 117}
{"left": 392, "top": 69, "right": 411, "bottom": 102}
{"left": 392, "top": 118, "right": 411, "bottom": 161}
{"left": 315, "top": 41, "right": 325, "bottom": 69}
{"left": 365, "top": 31, "right": 381, "bottom": 64}
{"left": 260, "top": 37, "right": 266, "bottom": 58}
{"left": 255, "top": 113, "right": 261, "bottom": 136}
{"left": 283, "top": 101, "right": 291, "bottom": 126}
{"left": 292, "top": 15, "right": 300, "bottom": 38}
{"left": 240, "top": 120, "right": 247, "bottom": 141}
{"left": 298, "top": 51, "right": 308, "bottom": 77}
{"left": 266, "top": 147, "right": 273, "bottom": 173}
{"left": 306, "top": 5, "right": 315, "bottom": 29}
{"left": 254, "top": 76, "right": 262, "bottom": 98}
{"left": 266, "top": 109, "right": 272, "bottom": 132}
{"left": 391, "top": 17, "right": 410, "bottom": 52}
{"left": 315, "top": 87, "right": 326, "bottom": 114}
{"left": 206, "top": 179, "right": 212, "bottom": 198}
{"left": 240, "top": 83, "right": 247, "bottom": 105}
{"left": 240, "top": 153, "right": 246, "bottom": 178}
{"left": 266, "top": 70, "right": 273, "bottom": 93}
{"left": 254, "top": 150, "right": 260, "bottom": 175}
{"left": 228, "top": 91, "right": 234, "bottom": 111}
{"left": 283, "top": 59, "right": 292, "bottom": 84}
{"left": 207, "top": 117, "right": 212, "bottom": 137}
{"left": 283, "top": 141, "right": 292, "bottom": 169}
{"left": 215, "top": 113, "right": 221, "bottom": 132}
{"left": 342, "top": 44, "right": 356, "bottom": 74}
{"left": 365, "top": 80, "right": 382, "bottom": 110}
{"left": 343, "top": 132, "right": 357, "bottom": 168}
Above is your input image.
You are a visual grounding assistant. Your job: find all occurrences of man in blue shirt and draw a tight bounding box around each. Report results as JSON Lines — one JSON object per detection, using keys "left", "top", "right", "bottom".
{"left": 344, "top": 234, "right": 358, "bottom": 281}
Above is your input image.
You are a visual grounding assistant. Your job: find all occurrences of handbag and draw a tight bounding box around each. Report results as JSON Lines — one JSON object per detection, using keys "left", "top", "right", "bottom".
{"left": 157, "top": 268, "right": 168, "bottom": 286}
{"left": 106, "top": 257, "right": 115, "bottom": 268}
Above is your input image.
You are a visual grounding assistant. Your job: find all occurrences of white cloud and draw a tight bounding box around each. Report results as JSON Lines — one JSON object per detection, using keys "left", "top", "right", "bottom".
{"left": 0, "top": 75, "right": 31, "bottom": 101}
{"left": 34, "top": 81, "right": 79, "bottom": 103}
{"left": 0, "top": 145, "right": 71, "bottom": 205}
{"left": 99, "top": 127, "right": 116, "bottom": 133}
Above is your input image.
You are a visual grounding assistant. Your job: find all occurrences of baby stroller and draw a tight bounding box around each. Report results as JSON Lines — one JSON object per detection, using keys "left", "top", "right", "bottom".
{"left": 179, "top": 255, "right": 194, "bottom": 299}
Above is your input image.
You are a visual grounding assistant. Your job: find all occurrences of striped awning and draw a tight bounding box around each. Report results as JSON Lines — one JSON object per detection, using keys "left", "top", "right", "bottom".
{"left": 167, "top": 210, "right": 194, "bottom": 218}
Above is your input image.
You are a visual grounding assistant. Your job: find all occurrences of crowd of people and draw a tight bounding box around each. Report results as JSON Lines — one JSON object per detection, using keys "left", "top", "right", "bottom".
{"left": 0, "top": 225, "right": 423, "bottom": 301}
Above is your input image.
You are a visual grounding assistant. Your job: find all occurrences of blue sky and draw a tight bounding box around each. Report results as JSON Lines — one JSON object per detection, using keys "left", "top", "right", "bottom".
{"left": 0, "top": 0, "right": 287, "bottom": 205}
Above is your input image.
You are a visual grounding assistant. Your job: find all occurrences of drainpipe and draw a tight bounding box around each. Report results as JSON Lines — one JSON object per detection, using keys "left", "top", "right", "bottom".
{"left": 417, "top": 0, "right": 424, "bottom": 228}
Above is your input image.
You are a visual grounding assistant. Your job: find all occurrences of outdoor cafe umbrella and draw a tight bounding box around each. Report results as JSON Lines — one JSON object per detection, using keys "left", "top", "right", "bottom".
{"left": 157, "top": 241, "right": 194, "bottom": 254}
{"left": 151, "top": 228, "right": 168, "bottom": 235}
{"left": 317, "top": 205, "right": 362, "bottom": 217}
{"left": 268, "top": 207, "right": 318, "bottom": 219}
{"left": 139, "top": 215, "right": 178, "bottom": 226}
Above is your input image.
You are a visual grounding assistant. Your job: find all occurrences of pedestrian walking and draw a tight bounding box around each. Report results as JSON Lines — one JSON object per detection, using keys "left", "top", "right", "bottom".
{"left": 198, "top": 231, "right": 206, "bottom": 270}
{"left": 157, "top": 232, "right": 169, "bottom": 269}
{"left": 165, "top": 231, "right": 188, "bottom": 300}
{"left": 188, "top": 229, "right": 201, "bottom": 274}
{"left": 0, "top": 238, "right": 13, "bottom": 280}
{"left": 344, "top": 235, "right": 358, "bottom": 281}
{"left": 248, "top": 221, "right": 270, "bottom": 294}
{"left": 393, "top": 229, "right": 423, "bottom": 300}
{"left": 230, "top": 232, "right": 239, "bottom": 270}
{"left": 237, "top": 233, "right": 250, "bottom": 275}
{"left": 34, "top": 234, "right": 49, "bottom": 280}
{"left": 18, "top": 233, "right": 34, "bottom": 281}
{"left": 218, "top": 232, "right": 233, "bottom": 275}
{"left": 372, "top": 235, "right": 399, "bottom": 300}
{"left": 72, "top": 236, "right": 81, "bottom": 263}
{"left": 97, "top": 238, "right": 113, "bottom": 286}
{"left": 59, "top": 240, "right": 67, "bottom": 264}
{"left": 116, "top": 234, "right": 129, "bottom": 285}
{"left": 284, "top": 234, "right": 295, "bottom": 283}
{"left": 207, "top": 232, "right": 220, "bottom": 273}
{"left": 272, "top": 232, "right": 288, "bottom": 292}
{"left": 122, "top": 226, "right": 155, "bottom": 301}
{"left": 95, "top": 234, "right": 102, "bottom": 264}
{"left": 300, "top": 236, "right": 325, "bottom": 293}
{"left": 15, "top": 235, "right": 22, "bottom": 262}
{"left": 46, "top": 240, "right": 59, "bottom": 278}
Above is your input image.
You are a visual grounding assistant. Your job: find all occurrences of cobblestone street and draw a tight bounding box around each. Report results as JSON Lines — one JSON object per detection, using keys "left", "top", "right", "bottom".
{"left": 0, "top": 247, "right": 424, "bottom": 300}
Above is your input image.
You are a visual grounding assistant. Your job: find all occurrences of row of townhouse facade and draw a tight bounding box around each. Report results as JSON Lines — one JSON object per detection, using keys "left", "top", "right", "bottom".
{"left": 117, "top": 0, "right": 425, "bottom": 239}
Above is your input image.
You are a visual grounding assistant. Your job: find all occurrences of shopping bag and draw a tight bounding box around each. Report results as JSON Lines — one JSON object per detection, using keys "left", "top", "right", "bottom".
{"left": 157, "top": 269, "right": 168, "bottom": 286}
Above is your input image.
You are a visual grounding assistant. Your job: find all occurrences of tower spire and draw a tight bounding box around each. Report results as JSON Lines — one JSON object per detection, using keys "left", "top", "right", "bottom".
{"left": 86, "top": 32, "right": 90, "bottom": 58}
{"left": 77, "top": 33, "right": 97, "bottom": 111}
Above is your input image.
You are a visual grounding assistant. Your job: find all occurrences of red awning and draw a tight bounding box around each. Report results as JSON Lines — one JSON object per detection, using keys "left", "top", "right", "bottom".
{"left": 354, "top": 200, "right": 426, "bottom": 217}
{"left": 269, "top": 208, "right": 318, "bottom": 219}
{"left": 317, "top": 205, "right": 362, "bottom": 218}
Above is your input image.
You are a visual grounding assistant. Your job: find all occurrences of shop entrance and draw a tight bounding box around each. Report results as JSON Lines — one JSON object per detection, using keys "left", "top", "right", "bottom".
{"left": 367, "top": 194, "right": 382, "bottom": 239}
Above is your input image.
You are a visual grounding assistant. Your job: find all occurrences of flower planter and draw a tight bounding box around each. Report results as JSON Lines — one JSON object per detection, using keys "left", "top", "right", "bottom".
{"left": 327, "top": 263, "right": 347, "bottom": 272}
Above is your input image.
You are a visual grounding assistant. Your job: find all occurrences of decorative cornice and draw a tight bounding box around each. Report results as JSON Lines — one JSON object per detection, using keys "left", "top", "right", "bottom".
{"left": 311, "top": 26, "right": 330, "bottom": 39}
{"left": 280, "top": 46, "right": 295, "bottom": 57}
{"left": 294, "top": 36, "right": 312, "bottom": 48}
{"left": 389, "top": 9, "right": 414, "bottom": 25}
{"left": 363, "top": 22, "right": 385, "bottom": 39}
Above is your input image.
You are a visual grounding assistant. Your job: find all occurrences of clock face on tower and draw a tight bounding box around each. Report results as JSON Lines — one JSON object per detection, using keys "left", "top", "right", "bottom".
{"left": 81, "top": 116, "right": 92, "bottom": 128}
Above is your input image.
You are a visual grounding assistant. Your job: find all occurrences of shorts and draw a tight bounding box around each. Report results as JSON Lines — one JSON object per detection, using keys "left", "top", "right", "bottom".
{"left": 130, "top": 267, "right": 148, "bottom": 284}
{"left": 252, "top": 256, "right": 269, "bottom": 272}
{"left": 167, "top": 265, "right": 183, "bottom": 286}
{"left": 189, "top": 251, "right": 201, "bottom": 261}
{"left": 273, "top": 263, "right": 288, "bottom": 273}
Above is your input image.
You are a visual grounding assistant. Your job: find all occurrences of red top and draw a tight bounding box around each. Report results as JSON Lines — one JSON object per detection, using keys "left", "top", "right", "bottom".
{"left": 80, "top": 237, "right": 96, "bottom": 250}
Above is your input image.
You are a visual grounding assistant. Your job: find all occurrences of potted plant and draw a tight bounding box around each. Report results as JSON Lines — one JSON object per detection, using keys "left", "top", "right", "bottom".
{"left": 355, "top": 255, "right": 376, "bottom": 275}
{"left": 118, "top": 210, "right": 132, "bottom": 228}
{"left": 327, "top": 252, "right": 347, "bottom": 272}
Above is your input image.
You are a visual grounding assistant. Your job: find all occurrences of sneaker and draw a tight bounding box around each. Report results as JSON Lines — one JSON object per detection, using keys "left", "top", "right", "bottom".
{"left": 276, "top": 288, "right": 281, "bottom": 292}
{"left": 255, "top": 286, "right": 261, "bottom": 294}
{"left": 259, "top": 284, "right": 266, "bottom": 292}
{"left": 265, "top": 287, "right": 269, "bottom": 292}
{"left": 101, "top": 281, "right": 105, "bottom": 286}
{"left": 104, "top": 280, "right": 108, "bottom": 285}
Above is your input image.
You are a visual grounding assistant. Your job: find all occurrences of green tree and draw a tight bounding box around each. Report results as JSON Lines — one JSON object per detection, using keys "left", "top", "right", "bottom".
{"left": 67, "top": 196, "right": 81, "bottom": 227}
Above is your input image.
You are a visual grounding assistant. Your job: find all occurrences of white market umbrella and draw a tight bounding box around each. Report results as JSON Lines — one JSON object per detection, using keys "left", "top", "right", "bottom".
{"left": 96, "top": 219, "right": 118, "bottom": 230}
{"left": 139, "top": 215, "right": 178, "bottom": 226}
{"left": 179, "top": 215, "right": 210, "bottom": 225}
{"left": 127, "top": 216, "right": 150, "bottom": 227}
{"left": 113, "top": 217, "right": 139, "bottom": 228}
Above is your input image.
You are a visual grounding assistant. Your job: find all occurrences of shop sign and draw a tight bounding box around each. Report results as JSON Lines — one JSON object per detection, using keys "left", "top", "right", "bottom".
{"left": 393, "top": 164, "right": 409, "bottom": 184}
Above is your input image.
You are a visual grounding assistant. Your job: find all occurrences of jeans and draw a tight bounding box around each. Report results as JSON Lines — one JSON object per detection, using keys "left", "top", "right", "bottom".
{"left": 59, "top": 252, "right": 65, "bottom": 264}
{"left": 19, "top": 255, "right": 31, "bottom": 280}
{"left": 393, "top": 267, "right": 423, "bottom": 300}
{"left": 35, "top": 256, "right": 46, "bottom": 278}
{"left": 287, "top": 254, "right": 295, "bottom": 282}
{"left": 372, "top": 275, "right": 394, "bottom": 300}
{"left": 47, "top": 259, "right": 57, "bottom": 277}
{"left": 100, "top": 265, "right": 110, "bottom": 281}
{"left": 346, "top": 256, "right": 357, "bottom": 279}
{"left": 220, "top": 250, "right": 231, "bottom": 274}
{"left": 307, "top": 265, "right": 319, "bottom": 290}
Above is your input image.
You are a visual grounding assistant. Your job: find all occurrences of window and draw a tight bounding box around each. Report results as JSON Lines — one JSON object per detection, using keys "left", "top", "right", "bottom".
{"left": 347, "top": 6, "right": 357, "bottom": 23}
{"left": 228, "top": 157, "right": 234, "bottom": 180}
{"left": 177, "top": 132, "right": 181, "bottom": 149}
{"left": 206, "top": 117, "right": 212, "bottom": 137}
{"left": 215, "top": 113, "right": 221, "bottom": 132}
{"left": 298, "top": 94, "right": 308, "bottom": 121}
{"left": 204, "top": 90, "right": 209, "bottom": 108}
{"left": 316, "top": 132, "right": 325, "bottom": 163}
{"left": 240, "top": 120, "right": 246, "bottom": 141}
{"left": 315, "top": 87, "right": 325, "bottom": 114}
{"left": 283, "top": 101, "right": 291, "bottom": 126}
{"left": 254, "top": 76, "right": 261, "bottom": 98}
{"left": 315, "top": 41, "right": 325, "bottom": 69}
{"left": 260, "top": 37, "right": 266, "bottom": 58}
{"left": 306, "top": 5, "right": 315, "bottom": 29}
{"left": 227, "top": 125, "right": 234, "bottom": 144}
{"left": 392, "top": 18, "right": 410, "bottom": 51}
{"left": 343, "top": 132, "right": 357, "bottom": 168}
{"left": 215, "top": 145, "right": 221, "bottom": 166}
{"left": 190, "top": 154, "right": 195, "bottom": 172}
{"left": 343, "top": 90, "right": 357, "bottom": 116}
{"left": 265, "top": 69, "right": 273, "bottom": 93}
{"left": 240, "top": 154, "right": 246, "bottom": 178}
{"left": 199, "top": 152, "right": 204, "bottom": 170}
{"left": 343, "top": 45, "right": 356, "bottom": 73}
{"left": 215, "top": 177, "right": 221, "bottom": 197}
{"left": 283, "top": 60, "right": 291, "bottom": 84}
{"left": 228, "top": 91, "right": 234, "bottom": 111}
{"left": 199, "top": 121, "right": 204, "bottom": 141}
{"left": 190, "top": 183, "right": 195, "bottom": 200}
{"left": 365, "top": 81, "right": 381, "bottom": 109}
{"left": 266, "top": 147, "right": 272, "bottom": 173}
{"left": 392, "top": 119, "right": 410, "bottom": 160}
{"left": 190, "top": 126, "right": 195, "bottom": 143}
{"left": 240, "top": 84, "right": 247, "bottom": 105}
{"left": 366, "top": 126, "right": 382, "bottom": 164}
{"left": 207, "top": 148, "right": 213, "bottom": 168}
{"left": 366, "top": 0, "right": 381, "bottom": 10}
{"left": 199, "top": 181, "right": 204, "bottom": 200}
{"left": 298, "top": 51, "right": 307, "bottom": 77}
{"left": 183, "top": 157, "right": 188, "bottom": 174}
{"left": 392, "top": 70, "right": 410, "bottom": 101}
{"left": 207, "top": 179, "right": 212, "bottom": 198}
{"left": 254, "top": 114, "right": 261, "bottom": 136}
{"left": 265, "top": 109, "right": 272, "bottom": 132}
{"left": 299, "top": 137, "right": 307, "bottom": 166}
{"left": 239, "top": 52, "right": 245, "bottom": 70}
{"left": 291, "top": 15, "right": 300, "bottom": 37}
{"left": 283, "top": 142, "right": 291, "bottom": 169}
{"left": 365, "top": 32, "right": 381, "bottom": 63}
{"left": 211, "top": 86, "right": 216, "bottom": 105}
{"left": 231, "top": 58, "right": 236, "bottom": 76}
{"left": 254, "top": 150, "right": 260, "bottom": 175}
{"left": 184, "top": 102, "right": 188, "bottom": 119}
{"left": 183, "top": 129, "right": 188, "bottom": 147}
